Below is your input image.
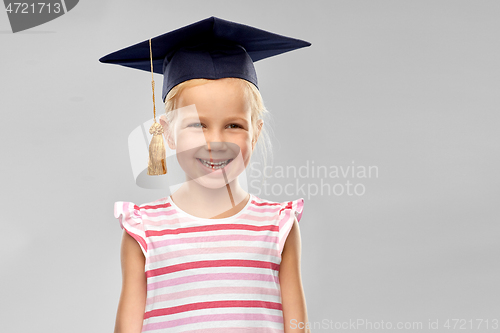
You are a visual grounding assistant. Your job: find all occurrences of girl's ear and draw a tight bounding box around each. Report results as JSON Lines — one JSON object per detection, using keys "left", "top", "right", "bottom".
{"left": 252, "top": 119, "right": 264, "bottom": 151}
{"left": 159, "top": 114, "right": 176, "bottom": 150}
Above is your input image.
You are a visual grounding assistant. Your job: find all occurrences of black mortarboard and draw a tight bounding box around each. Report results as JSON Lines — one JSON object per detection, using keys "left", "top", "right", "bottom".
{"left": 99, "top": 16, "right": 311, "bottom": 102}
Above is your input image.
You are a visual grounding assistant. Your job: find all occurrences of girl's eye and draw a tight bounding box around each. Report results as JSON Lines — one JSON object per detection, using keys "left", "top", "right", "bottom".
{"left": 227, "top": 124, "right": 242, "bottom": 129}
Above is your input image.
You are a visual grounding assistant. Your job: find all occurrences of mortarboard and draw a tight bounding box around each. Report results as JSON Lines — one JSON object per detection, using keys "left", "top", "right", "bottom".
{"left": 99, "top": 16, "right": 311, "bottom": 102}
{"left": 99, "top": 16, "right": 311, "bottom": 176}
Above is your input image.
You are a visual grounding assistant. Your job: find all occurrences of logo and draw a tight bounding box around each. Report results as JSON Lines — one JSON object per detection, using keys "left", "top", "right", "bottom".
{"left": 3, "top": 0, "right": 79, "bottom": 33}
{"left": 127, "top": 106, "right": 250, "bottom": 194}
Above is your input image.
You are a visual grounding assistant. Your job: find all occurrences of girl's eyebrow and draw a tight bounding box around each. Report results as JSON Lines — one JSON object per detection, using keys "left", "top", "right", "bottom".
{"left": 183, "top": 115, "right": 249, "bottom": 123}
{"left": 218, "top": 116, "right": 249, "bottom": 123}
{"left": 179, "top": 116, "right": 202, "bottom": 123}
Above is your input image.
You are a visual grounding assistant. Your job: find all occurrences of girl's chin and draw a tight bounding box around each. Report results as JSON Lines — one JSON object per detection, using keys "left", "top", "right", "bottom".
{"left": 191, "top": 178, "right": 232, "bottom": 190}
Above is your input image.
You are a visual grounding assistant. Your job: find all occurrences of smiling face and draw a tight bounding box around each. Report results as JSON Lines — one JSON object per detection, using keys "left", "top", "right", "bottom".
{"left": 163, "top": 78, "right": 262, "bottom": 189}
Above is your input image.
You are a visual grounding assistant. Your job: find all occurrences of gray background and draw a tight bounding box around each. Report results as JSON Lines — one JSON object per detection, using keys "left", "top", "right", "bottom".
{"left": 1, "top": 1, "right": 499, "bottom": 332}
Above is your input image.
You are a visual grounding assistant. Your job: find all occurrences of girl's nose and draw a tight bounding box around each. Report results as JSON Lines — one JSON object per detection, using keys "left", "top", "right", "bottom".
{"left": 207, "top": 141, "right": 229, "bottom": 152}
{"left": 205, "top": 130, "right": 229, "bottom": 151}
{"left": 204, "top": 130, "right": 223, "bottom": 146}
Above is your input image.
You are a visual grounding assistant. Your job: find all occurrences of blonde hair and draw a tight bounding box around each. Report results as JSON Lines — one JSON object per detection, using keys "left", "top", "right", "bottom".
{"left": 163, "top": 78, "right": 273, "bottom": 168}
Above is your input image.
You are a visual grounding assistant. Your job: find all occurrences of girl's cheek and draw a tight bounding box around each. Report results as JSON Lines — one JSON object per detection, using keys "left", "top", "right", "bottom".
{"left": 176, "top": 131, "right": 206, "bottom": 151}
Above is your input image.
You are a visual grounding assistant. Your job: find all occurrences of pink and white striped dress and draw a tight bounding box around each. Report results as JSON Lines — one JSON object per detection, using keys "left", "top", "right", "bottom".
{"left": 114, "top": 193, "right": 304, "bottom": 333}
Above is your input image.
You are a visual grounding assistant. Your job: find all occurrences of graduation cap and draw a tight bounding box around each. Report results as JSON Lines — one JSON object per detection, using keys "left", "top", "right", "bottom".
{"left": 99, "top": 16, "right": 311, "bottom": 176}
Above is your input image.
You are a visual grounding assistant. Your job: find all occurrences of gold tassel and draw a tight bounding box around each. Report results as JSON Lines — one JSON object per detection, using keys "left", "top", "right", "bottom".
{"left": 147, "top": 38, "right": 167, "bottom": 175}
{"left": 148, "top": 121, "right": 167, "bottom": 175}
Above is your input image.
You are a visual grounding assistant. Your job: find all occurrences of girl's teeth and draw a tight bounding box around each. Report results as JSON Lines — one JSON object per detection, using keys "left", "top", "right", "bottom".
{"left": 198, "top": 159, "right": 232, "bottom": 169}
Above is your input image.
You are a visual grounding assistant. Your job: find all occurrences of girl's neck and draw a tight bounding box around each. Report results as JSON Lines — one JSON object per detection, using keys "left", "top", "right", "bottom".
{"left": 170, "top": 179, "right": 250, "bottom": 219}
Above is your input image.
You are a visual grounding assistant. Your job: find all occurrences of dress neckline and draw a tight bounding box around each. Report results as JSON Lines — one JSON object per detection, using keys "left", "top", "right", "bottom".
{"left": 165, "top": 193, "right": 254, "bottom": 221}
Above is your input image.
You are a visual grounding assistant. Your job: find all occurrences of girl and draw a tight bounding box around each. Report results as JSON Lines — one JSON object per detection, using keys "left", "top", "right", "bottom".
{"left": 103, "top": 17, "right": 311, "bottom": 333}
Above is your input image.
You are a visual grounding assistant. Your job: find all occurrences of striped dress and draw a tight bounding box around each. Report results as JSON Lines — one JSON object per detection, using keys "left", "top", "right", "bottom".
{"left": 113, "top": 193, "right": 304, "bottom": 333}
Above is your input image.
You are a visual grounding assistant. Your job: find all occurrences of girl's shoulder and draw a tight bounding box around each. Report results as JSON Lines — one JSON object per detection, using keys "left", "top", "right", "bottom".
{"left": 250, "top": 194, "right": 305, "bottom": 220}
{"left": 251, "top": 193, "right": 304, "bottom": 207}
{"left": 114, "top": 196, "right": 170, "bottom": 216}
{"left": 251, "top": 195, "right": 305, "bottom": 256}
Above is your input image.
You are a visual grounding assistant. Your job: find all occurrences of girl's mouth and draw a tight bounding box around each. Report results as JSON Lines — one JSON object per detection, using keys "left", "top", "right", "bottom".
{"left": 196, "top": 158, "right": 233, "bottom": 170}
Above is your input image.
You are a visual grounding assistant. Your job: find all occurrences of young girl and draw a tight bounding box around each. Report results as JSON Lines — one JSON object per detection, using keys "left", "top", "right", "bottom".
{"left": 102, "top": 17, "right": 311, "bottom": 333}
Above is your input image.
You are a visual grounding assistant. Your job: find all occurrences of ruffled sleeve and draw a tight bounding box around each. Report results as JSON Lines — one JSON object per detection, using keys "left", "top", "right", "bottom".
{"left": 278, "top": 198, "right": 304, "bottom": 256}
{"left": 114, "top": 201, "right": 147, "bottom": 257}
